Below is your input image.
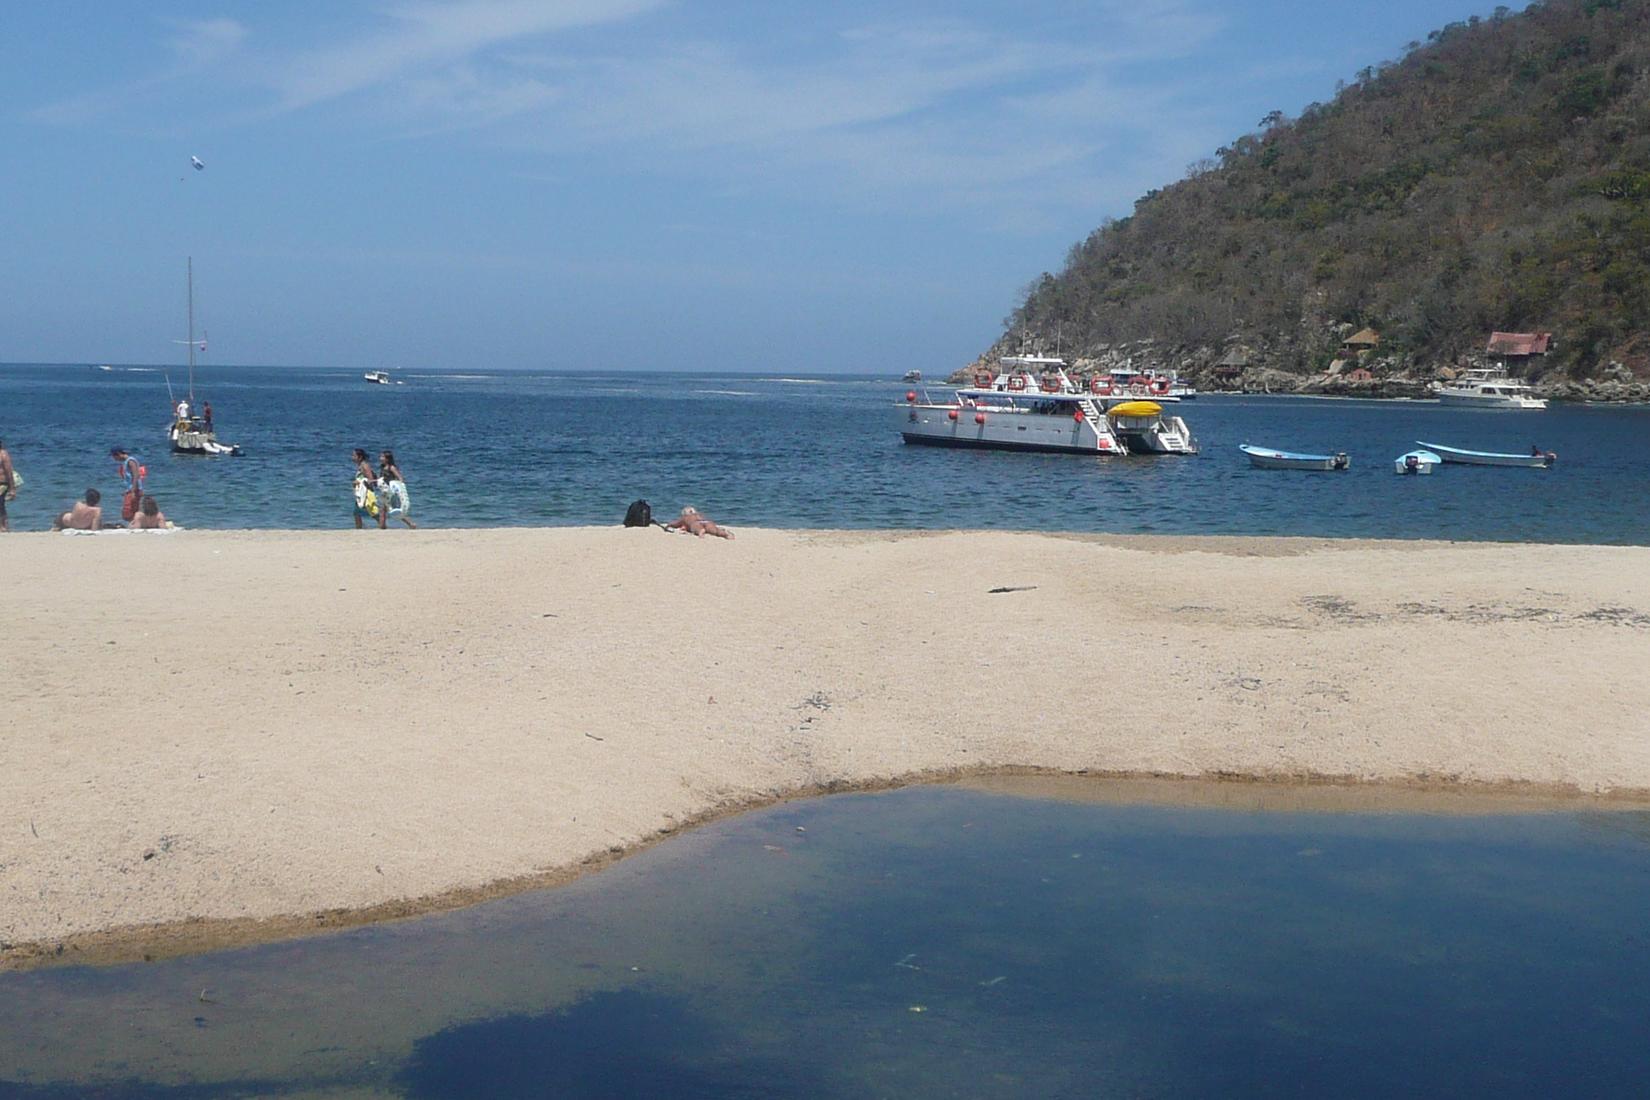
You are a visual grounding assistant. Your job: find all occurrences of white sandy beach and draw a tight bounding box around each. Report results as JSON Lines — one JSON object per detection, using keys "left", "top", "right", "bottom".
{"left": 2, "top": 527, "right": 1647, "bottom": 964}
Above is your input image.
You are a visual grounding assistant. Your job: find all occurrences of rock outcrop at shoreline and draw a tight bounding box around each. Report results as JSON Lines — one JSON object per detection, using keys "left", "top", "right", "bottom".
{"left": 950, "top": 331, "right": 1650, "bottom": 402}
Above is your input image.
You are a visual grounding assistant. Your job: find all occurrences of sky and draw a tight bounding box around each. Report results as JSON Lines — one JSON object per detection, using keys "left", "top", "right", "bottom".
{"left": 3, "top": 1, "right": 1523, "bottom": 373}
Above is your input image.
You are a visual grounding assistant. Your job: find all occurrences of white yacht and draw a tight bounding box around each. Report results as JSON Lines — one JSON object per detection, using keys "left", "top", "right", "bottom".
{"left": 900, "top": 358, "right": 1197, "bottom": 456}
{"left": 364, "top": 370, "right": 392, "bottom": 385}
{"left": 1431, "top": 368, "right": 1547, "bottom": 409}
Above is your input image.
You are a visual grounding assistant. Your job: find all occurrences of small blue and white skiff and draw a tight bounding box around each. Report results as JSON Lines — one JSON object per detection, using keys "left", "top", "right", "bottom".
{"left": 1394, "top": 449, "right": 1441, "bottom": 475}
{"left": 1240, "top": 444, "right": 1350, "bottom": 471}
{"left": 1415, "top": 441, "right": 1555, "bottom": 468}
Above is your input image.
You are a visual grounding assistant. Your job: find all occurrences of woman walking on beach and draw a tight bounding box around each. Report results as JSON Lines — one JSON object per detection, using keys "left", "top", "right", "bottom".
{"left": 351, "top": 448, "right": 379, "bottom": 529}
{"left": 379, "top": 450, "right": 416, "bottom": 529}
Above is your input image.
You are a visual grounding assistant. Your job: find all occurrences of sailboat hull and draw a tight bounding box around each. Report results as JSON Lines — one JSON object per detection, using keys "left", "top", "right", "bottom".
{"left": 171, "top": 424, "right": 242, "bottom": 456}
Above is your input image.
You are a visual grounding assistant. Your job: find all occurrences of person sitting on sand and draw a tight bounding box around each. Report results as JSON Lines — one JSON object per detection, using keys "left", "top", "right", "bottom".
{"left": 664, "top": 506, "right": 734, "bottom": 540}
{"left": 130, "top": 495, "right": 168, "bottom": 529}
{"left": 53, "top": 488, "right": 102, "bottom": 531}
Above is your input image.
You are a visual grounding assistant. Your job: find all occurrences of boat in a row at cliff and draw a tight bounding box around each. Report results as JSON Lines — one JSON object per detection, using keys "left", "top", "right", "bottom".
{"left": 1240, "top": 444, "right": 1349, "bottom": 471}
{"left": 1416, "top": 441, "right": 1556, "bottom": 468}
{"left": 900, "top": 357, "right": 1197, "bottom": 456}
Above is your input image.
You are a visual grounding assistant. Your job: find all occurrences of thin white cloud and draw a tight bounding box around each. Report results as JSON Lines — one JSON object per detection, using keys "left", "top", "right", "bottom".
{"left": 26, "top": 0, "right": 1245, "bottom": 229}
{"left": 269, "top": 0, "right": 663, "bottom": 111}
{"left": 164, "top": 17, "right": 249, "bottom": 65}
{"left": 28, "top": 16, "right": 251, "bottom": 125}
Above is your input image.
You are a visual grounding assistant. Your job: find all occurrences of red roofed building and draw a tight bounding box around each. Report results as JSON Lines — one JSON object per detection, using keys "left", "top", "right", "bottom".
{"left": 1486, "top": 331, "right": 1553, "bottom": 363}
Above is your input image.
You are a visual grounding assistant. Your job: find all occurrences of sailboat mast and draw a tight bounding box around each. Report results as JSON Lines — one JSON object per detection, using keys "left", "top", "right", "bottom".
{"left": 187, "top": 257, "right": 196, "bottom": 404}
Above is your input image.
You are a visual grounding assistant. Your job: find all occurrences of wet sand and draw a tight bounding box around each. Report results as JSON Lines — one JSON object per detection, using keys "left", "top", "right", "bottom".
{"left": 2, "top": 528, "right": 1647, "bottom": 967}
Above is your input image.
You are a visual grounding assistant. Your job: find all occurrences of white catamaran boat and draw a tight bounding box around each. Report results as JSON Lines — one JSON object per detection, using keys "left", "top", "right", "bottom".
{"left": 1431, "top": 367, "right": 1547, "bottom": 409}
{"left": 168, "top": 258, "right": 242, "bottom": 457}
{"left": 900, "top": 357, "right": 1197, "bottom": 456}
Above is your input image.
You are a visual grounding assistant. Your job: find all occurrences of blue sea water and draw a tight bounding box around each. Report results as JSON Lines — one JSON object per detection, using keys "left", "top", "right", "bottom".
{"left": 3, "top": 784, "right": 1649, "bottom": 1098}
{"left": 1, "top": 362, "right": 1646, "bottom": 541}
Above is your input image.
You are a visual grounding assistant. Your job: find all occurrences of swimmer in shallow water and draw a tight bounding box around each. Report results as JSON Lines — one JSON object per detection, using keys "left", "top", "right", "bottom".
{"left": 664, "top": 506, "right": 734, "bottom": 540}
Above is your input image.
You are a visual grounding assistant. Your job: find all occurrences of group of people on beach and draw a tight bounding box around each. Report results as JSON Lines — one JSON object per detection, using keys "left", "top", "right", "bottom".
{"left": 0, "top": 440, "right": 170, "bottom": 533}
{"left": 50, "top": 448, "right": 170, "bottom": 531}
{"left": 352, "top": 449, "right": 417, "bottom": 529}
{"left": 1, "top": 433, "right": 736, "bottom": 537}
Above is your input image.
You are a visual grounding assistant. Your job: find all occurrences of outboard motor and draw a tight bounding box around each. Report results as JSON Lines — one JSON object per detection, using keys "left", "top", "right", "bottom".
{"left": 1332, "top": 453, "right": 1350, "bottom": 471}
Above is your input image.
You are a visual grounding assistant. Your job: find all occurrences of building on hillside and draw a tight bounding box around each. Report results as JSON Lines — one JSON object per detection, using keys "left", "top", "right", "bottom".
{"left": 1486, "top": 331, "right": 1552, "bottom": 371}
{"left": 1344, "top": 366, "right": 1374, "bottom": 382}
{"left": 1340, "top": 327, "right": 1380, "bottom": 357}
{"left": 1212, "top": 346, "right": 1251, "bottom": 380}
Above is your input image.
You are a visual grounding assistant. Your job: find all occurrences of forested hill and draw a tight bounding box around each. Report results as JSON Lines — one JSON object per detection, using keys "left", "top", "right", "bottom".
{"left": 984, "top": 0, "right": 1650, "bottom": 393}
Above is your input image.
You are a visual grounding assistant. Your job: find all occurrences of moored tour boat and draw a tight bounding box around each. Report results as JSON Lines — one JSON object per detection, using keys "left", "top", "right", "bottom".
{"left": 900, "top": 358, "right": 1197, "bottom": 456}
{"left": 1415, "top": 441, "right": 1556, "bottom": 468}
{"left": 1098, "top": 366, "right": 1196, "bottom": 400}
{"left": 1240, "top": 444, "right": 1350, "bottom": 471}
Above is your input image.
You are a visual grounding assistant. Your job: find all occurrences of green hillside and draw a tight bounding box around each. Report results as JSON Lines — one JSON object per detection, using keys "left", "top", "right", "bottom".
{"left": 992, "top": 0, "right": 1650, "bottom": 390}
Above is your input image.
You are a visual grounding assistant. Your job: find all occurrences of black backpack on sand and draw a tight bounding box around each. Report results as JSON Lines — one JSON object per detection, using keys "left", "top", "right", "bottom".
{"left": 623, "top": 499, "right": 654, "bottom": 528}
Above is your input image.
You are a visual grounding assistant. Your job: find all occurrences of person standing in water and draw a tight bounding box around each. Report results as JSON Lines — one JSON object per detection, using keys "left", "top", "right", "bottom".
{"left": 352, "top": 448, "right": 379, "bottom": 529}
{"left": 0, "top": 438, "right": 16, "bottom": 533}
{"left": 111, "top": 447, "right": 144, "bottom": 523}
{"left": 378, "top": 450, "right": 417, "bottom": 529}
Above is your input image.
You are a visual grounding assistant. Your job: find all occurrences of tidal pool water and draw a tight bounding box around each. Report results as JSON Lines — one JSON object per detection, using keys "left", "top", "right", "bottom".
{"left": 3, "top": 781, "right": 1649, "bottom": 1098}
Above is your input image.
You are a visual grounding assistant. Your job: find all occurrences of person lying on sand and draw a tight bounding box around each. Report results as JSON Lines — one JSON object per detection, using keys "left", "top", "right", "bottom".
{"left": 664, "top": 506, "right": 734, "bottom": 540}
{"left": 53, "top": 488, "right": 103, "bottom": 531}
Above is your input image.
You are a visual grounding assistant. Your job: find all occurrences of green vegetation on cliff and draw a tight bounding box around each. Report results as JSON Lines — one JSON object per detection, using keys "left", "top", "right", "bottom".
{"left": 1004, "top": 0, "right": 1650, "bottom": 378}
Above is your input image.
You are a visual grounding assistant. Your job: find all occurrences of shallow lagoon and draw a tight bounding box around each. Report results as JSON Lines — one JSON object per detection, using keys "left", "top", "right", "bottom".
{"left": 4, "top": 781, "right": 1650, "bottom": 1098}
